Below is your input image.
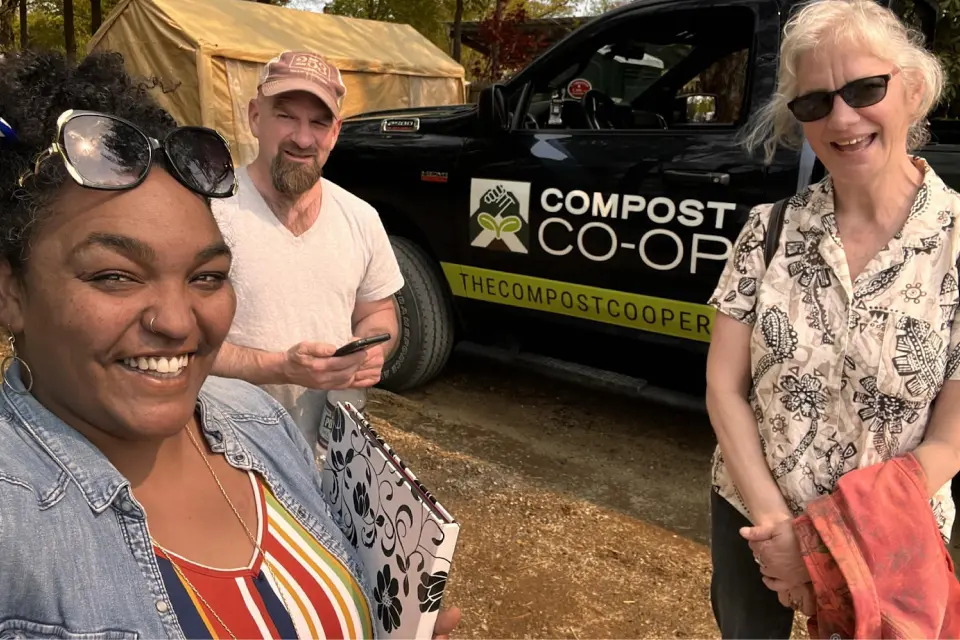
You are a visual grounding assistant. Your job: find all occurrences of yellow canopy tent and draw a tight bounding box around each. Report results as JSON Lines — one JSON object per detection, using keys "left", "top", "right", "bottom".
{"left": 88, "top": 0, "right": 466, "bottom": 165}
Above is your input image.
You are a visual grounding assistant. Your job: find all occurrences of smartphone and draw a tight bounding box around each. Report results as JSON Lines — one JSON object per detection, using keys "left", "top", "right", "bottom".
{"left": 333, "top": 333, "right": 391, "bottom": 357}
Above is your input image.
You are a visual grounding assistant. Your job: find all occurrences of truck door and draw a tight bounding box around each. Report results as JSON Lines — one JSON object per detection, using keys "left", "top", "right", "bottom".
{"left": 453, "top": 0, "right": 800, "bottom": 348}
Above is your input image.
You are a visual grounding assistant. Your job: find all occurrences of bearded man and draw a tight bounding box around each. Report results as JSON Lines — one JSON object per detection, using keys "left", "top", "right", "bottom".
{"left": 211, "top": 51, "right": 403, "bottom": 457}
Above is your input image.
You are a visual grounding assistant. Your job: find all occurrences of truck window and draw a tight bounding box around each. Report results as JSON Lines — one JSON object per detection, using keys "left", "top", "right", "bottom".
{"left": 521, "top": 6, "right": 754, "bottom": 132}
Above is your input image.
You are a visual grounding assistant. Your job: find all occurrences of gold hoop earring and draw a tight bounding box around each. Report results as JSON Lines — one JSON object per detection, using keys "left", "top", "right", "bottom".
{"left": 1, "top": 333, "right": 33, "bottom": 395}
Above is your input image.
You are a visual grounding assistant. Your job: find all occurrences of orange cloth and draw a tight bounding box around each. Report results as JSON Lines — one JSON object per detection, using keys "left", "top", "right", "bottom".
{"left": 794, "top": 453, "right": 960, "bottom": 638}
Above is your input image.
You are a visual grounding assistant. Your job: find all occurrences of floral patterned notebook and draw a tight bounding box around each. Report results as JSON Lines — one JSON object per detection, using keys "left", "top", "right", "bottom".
{"left": 320, "top": 402, "right": 460, "bottom": 639}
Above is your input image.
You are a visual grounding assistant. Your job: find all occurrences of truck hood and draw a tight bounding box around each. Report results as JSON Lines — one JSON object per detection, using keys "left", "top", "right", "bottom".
{"left": 340, "top": 103, "right": 477, "bottom": 136}
{"left": 344, "top": 104, "right": 475, "bottom": 122}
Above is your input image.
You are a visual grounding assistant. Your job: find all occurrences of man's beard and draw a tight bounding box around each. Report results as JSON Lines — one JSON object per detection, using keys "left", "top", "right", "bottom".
{"left": 270, "top": 148, "right": 323, "bottom": 195}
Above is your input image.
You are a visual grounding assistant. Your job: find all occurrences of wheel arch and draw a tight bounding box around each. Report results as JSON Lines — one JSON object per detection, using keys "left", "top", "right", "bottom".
{"left": 371, "top": 201, "right": 465, "bottom": 333}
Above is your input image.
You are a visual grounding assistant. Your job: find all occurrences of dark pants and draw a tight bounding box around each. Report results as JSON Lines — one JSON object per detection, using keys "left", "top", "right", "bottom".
{"left": 710, "top": 490, "right": 795, "bottom": 639}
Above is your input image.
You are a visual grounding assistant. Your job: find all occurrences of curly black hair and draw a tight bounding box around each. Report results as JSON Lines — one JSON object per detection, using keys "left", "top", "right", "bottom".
{"left": 0, "top": 49, "right": 177, "bottom": 275}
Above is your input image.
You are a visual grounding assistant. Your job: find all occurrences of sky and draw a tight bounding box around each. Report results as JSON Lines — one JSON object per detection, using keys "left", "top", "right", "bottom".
{"left": 286, "top": 0, "right": 328, "bottom": 11}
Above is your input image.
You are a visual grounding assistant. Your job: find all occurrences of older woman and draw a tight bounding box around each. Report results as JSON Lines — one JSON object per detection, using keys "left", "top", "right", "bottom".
{"left": 0, "top": 49, "right": 458, "bottom": 638}
{"left": 706, "top": 0, "right": 959, "bottom": 637}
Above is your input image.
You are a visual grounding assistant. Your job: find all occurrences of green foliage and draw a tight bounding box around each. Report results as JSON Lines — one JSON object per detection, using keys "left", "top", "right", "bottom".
{"left": 328, "top": 0, "right": 436, "bottom": 43}
{"left": 930, "top": 0, "right": 960, "bottom": 116}
{"left": 326, "top": 0, "right": 489, "bottom": 47}
{"left": 325, "top": 0, "right": 577, "bottom": 55}
{"left": 10, "top": 0, "right": 123, "bottom": 51}
{"left": 895, "top": 0, "right": 960, "bottom": 116}
{"left": 578, "top": 0, "right": 623, "bottom": 16}
{"left": 6, "top": 0, "right": 576, "bottom": 63}
{"left": 8, "top": 0, "right": 284, "bottom": 53}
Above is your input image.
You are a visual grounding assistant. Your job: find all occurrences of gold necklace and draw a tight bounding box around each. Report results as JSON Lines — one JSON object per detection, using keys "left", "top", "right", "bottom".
{"left": 150, "top": 426, "right": 296, "bottom": 638}
{"left": 154, "top": 543, "right": 242, "bottom": 640}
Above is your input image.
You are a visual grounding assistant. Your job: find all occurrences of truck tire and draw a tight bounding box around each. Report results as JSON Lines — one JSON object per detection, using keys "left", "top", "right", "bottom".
{"left": 379, "top": 236, "right": 455, "bottom": 392}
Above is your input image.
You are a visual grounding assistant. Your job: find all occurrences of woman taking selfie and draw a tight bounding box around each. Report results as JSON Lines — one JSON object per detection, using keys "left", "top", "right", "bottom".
{"left": 0, "top": 49, "right": 457, "bottom": 639}
{"left": 707, "top": 0, "right": 960, "bottom": 637}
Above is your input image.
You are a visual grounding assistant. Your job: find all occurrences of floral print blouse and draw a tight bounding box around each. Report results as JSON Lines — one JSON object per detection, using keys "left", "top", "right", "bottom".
{"left": 708, "top": 158, "right": 960, "bottom": 540}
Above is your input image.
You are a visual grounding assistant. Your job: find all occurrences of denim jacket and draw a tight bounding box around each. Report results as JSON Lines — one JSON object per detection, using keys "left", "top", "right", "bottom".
{"left": 0, "top": 363, "right": 375, "bottom": 639}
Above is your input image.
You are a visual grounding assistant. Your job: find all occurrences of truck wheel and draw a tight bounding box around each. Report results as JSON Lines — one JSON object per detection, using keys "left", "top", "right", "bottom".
{"left": 379, "top": 236, "right": 455, "bottom": 392}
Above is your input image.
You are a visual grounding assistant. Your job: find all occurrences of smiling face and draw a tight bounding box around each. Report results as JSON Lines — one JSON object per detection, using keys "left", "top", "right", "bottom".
{"left": 794, "top": 40, "right": 922, "bottom": 185}
{"left": 0, "top": 168, "right": 236, "bottom": 442}
{"left": 249, "top": 90, "right": 342, "bottom": 196}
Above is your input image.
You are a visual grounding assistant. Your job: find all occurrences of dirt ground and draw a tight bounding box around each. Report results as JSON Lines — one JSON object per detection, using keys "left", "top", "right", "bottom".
{"left": 364, "top": 354, "right": 810, "bottom": 639}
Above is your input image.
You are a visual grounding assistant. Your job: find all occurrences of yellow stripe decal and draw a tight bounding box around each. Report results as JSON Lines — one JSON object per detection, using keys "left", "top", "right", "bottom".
{"left": 441, "top": 262, "right": 715, "bottom": 342}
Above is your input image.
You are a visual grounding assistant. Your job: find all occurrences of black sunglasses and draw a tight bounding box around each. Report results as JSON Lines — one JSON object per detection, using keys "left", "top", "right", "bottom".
{"left": 17, "top": 109, "right": 237, "bottom": 198}
{"left": 787, "top": 69, "right": 900, "bottom": 123}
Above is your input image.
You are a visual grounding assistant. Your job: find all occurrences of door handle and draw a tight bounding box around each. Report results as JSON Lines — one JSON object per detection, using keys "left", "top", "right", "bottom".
{"left": 663, "top": 169, "right": 730, "bottom": 186}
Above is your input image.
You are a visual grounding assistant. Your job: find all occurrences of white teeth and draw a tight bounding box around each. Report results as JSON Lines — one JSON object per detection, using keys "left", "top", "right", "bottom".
{"left": 122, "top": 355, "right": 190, "bottom": 375}
{"left": 837, "top": 135, "right": 869, "bottom": 146}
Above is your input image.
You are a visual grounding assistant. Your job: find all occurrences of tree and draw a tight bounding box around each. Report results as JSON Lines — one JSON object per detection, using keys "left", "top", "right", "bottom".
{"left": 90, "top": 0, "right": 100, "bottom": 34}
{"left": 19, "top": 0, "right": 26, "bottom": 46}
{"left": 928, "top": 0, "right": 960, "bottom": 117}
{"left": 326, "top": 0, "right": 492, "bottom": 52}
{"left": 451, "top": 0, "right": 580, "bottom": 80}
{"left": 488, "top": 0, "right": 503, "bottom": 77}
{"left": 451, "top": 0, "right": 463, "bottom": 60}
{"left": 63, "top": 0, "right": 73, "bottom": 57}
{"left": 449, "top": 0, "right": 498, "bottom": 60}
{"left": 468, "top": 5, "right": 553, "bottom": 83}
{"left": 326, "top": 0, "right": 450, "bottom": 44}
{"left": 697, "top": 49, "right": 749, "bottom": 123}
{"left": 577, "top": 0, "right": 624, "bottom": 15}
{"left": 521, "top": 0, "right": 578, "bottom": 18}
{"left": 12, "top": 0, "right": 123, "bottom": 52}
{"left": 0, "top": 0, "right": 17, "bottom": 50}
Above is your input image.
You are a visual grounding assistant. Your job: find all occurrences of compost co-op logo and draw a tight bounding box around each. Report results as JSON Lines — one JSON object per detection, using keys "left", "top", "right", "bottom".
{"left": 469, "top": 178, "right": 531, "bottom": 254}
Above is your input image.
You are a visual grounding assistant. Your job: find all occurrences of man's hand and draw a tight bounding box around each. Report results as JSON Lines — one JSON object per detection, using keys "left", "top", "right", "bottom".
{"left": 741, "top": 518, "right": 810, "bottom": 592}
{"left": 353, "top": 343, "right": 386, "bottom": 388}
{"left": 282, "top": 341, "right": 367, "bottom": 390}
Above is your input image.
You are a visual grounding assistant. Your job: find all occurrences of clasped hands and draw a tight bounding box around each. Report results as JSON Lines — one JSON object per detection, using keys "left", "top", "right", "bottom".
{"left": 740, "top": 518, "right": 816, "bottom": 616}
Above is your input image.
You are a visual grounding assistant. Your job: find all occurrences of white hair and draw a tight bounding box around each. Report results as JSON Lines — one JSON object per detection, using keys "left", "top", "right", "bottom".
{"left": 742, "top": 0, "right": 945, "bottom": 163}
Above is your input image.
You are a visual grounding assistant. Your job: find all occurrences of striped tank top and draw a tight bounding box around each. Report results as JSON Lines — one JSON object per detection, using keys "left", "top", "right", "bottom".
{"left": 155, "top": 472, "right": 373, "bottom": 639}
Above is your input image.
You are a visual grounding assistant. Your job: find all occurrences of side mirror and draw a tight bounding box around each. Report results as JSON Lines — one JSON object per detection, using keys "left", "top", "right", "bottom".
{"left": 477, "top": 84, "right": 509, "bottom": 131}
{"left": 680, "top": 93, "right": 717, "bottom": 123}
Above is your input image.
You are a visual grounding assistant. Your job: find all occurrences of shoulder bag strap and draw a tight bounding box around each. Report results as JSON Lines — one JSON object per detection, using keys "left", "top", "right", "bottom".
{"left": 764, "top": 198, "right": 789, "bottom": 268}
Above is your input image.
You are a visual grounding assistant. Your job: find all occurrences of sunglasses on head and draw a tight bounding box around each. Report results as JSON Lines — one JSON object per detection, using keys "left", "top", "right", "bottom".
{"left": 17, "top": 109, "right": 237, "bottom": 198}
{"left": 787, "top": 69, "right": 900, "bottom": 123}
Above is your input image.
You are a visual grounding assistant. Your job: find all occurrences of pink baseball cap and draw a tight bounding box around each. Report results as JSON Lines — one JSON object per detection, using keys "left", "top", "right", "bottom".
{"left": 258, "top": 51, "right": 347, "bottom": 119}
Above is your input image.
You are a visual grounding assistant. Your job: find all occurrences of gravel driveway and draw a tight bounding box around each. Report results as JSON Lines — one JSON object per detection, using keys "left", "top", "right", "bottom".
{"left": 365, "top": 355, "right": 810, "bottom": 639}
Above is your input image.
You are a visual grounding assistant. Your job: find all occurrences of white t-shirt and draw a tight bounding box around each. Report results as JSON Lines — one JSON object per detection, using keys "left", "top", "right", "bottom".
{"left": 211, "top": 168, "right": 404, "bottom": 442}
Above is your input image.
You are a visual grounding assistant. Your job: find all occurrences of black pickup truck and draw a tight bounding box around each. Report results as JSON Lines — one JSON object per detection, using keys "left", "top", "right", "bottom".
{"left": 324, "top": 0, "right": 958, "bottom": 398}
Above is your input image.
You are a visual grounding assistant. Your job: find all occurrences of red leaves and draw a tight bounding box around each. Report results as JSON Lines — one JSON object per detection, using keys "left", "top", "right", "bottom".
{"left": 469, "top": 6, "right": 551, "bottom": 82}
